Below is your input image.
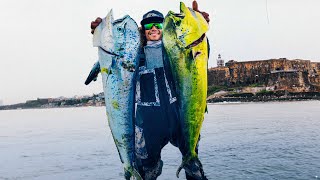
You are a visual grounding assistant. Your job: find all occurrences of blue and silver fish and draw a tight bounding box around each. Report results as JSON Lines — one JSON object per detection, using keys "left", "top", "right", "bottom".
{"left": 92, "top": 10, "right": 142, "bottom": 179}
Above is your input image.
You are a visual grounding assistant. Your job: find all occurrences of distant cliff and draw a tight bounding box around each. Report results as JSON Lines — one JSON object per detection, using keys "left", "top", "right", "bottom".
{"left": 207, "top": 58, "right": 320, "bottom": 102}
{"left": 0, "top": 93, "right": 105, "bottom": 110}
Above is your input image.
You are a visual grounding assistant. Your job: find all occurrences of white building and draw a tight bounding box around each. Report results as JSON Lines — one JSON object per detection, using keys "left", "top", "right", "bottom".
{"left": 217, "top": 54, "right": 225, "bottom": 67}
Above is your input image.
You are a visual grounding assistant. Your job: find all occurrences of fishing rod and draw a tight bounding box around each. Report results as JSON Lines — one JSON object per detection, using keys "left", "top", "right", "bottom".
{"left": 266, "top": 0, "right": 270, "bottom": 24}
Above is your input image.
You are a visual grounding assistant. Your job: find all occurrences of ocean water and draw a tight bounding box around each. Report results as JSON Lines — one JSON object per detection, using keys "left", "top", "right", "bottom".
{"left": 0, "top": 101, "right": 319, "bottom": 180}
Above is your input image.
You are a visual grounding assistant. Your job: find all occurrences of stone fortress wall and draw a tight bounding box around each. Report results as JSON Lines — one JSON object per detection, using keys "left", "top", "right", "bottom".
{"left": 208, "top": 58, "right": 320, "bottom": 92}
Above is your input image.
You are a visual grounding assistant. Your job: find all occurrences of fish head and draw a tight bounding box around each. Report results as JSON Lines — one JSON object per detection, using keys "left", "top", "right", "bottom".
{"left": 163, "top": 2, "right": 209, "bottom": 49}
{"left": 93, "top": 11, "right": 140, "bottom": 58}
{"left": 93, "top": 9, "right": 114, "bottom": 53}
{"left": 112, "top": 15, "right": 140, "bottom": 58}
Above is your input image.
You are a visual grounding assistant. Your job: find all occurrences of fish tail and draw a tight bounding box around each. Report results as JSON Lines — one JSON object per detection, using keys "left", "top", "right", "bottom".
{"left": 132, "top": 167, "right": 143, "bottom": 180}
{"left": 176, "top": 156, "right": 190, "bottom": 178}
{"left": 176, "top": 161, "right": 185, "bottom": 178}
{"left": 176, "top": 156, "right": 203, "bottom": 178}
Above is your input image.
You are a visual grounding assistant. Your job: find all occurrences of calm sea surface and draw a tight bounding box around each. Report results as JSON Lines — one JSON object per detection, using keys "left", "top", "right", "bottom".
{"left": 0, "top": 101, "right": 319, "bottom": 180}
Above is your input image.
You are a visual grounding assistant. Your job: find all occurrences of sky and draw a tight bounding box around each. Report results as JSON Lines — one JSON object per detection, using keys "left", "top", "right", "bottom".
{"left": 0, "top": 0, "right": 320, "bottom": 105}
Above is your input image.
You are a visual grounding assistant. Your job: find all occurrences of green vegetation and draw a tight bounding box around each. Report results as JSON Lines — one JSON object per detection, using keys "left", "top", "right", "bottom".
{"left": 25, "top": 100, "right": 42, "bottom": 108}
{"left": 25, "top": 99, "right": 49, "bottom": 108}
{"left": 64, "top": 99, "right": 81, "bottom": 106}
{"left": 80, "top": 98, "right": 90, "bottom": 104}
{"left": 226, "top": 88, "right": 236, "bottom": 92}
{"left": 249, "top": 83, "right": 264, "bottom": 87}
{"left": 225, "top": 93, "right": 254, "bottom": 98}
{"left": 256, "top": 89, "right": 274, "bottom": 96}
{"left": 207, "top": 85, "right": 227, "bottom": 96}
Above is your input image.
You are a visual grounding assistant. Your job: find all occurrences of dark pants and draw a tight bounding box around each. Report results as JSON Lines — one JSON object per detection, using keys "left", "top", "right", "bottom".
{"left": 135, "top": 101, "right": 189, "bottom": 164}
{"left": 135, "top": 103, "right": 201, "bottom": 180}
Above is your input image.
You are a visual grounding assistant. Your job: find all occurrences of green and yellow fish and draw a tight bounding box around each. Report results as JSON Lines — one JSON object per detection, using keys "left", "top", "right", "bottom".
{"left": 163, "top": 2, "right": 209, "bottom": 178}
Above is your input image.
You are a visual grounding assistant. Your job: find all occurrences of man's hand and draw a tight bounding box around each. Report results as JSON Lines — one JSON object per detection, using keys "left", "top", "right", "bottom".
{"left": 192, "top": 0, "right": 210, "bottom": 23}
{"left": 90, "top": 1, "right": 209, "bottom": 35}
{"left": 91, "top": 17, "right": 102, "bottom": 34}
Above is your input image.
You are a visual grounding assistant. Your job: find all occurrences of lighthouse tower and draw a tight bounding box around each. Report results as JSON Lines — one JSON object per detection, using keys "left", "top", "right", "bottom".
{"left": 217, "top": 54, "right": 224, "bottom": 67}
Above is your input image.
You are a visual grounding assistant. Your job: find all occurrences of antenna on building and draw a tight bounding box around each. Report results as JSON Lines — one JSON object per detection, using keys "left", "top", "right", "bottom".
{"left": 217, "top": 54, "right": 224, "bottom": 67}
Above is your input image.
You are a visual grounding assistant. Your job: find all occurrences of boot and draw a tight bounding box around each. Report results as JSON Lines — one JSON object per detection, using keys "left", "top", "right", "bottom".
{"left": 143, "top": 160, "right": 163, "bottom": 180}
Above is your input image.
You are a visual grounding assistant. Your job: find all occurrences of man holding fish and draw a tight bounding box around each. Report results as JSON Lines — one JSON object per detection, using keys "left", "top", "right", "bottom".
{"left": 89, "top": 1, "right": 210, "bottom": 179}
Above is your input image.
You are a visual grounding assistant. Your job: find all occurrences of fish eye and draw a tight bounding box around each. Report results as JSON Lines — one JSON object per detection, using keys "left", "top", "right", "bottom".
{"left": 175, "top": 20, "right": 181, "bottom": 26}
{"left": 117, "top": 27, "right": 123, "bottom": 32}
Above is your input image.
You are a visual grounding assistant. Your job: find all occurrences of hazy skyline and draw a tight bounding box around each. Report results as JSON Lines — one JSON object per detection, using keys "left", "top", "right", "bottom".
{"left": 1, "top": 0, "right": 320, "bottom": 105}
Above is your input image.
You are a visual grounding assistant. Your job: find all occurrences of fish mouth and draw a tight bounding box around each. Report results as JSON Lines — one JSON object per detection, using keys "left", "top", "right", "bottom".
{"left": 173, "top": 13, "right": 185, "bottom": 18}
{"left": 99, "top": 47, "right": 120, "bottom": 57}
{"left": 168, "top": 10, "right": 185, "bottom": 18}
{"left": 185, "top": 33, "right": 205, "bottom": 49}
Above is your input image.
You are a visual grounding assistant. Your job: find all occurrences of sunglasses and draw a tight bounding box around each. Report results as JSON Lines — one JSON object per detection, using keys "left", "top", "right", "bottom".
{"left": 144, "top": 23, "right": 163, "bottom": 30}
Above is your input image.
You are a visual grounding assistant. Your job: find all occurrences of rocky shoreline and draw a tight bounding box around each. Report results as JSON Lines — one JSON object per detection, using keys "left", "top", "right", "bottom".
{"left": 1, "top": 91, "right": 319, "bottom": 111}
{"left": 207, "top": 91, "right": 320, "bottom": 103}
{"left": 0, "top": 93, "right": 105, "bottom": 111}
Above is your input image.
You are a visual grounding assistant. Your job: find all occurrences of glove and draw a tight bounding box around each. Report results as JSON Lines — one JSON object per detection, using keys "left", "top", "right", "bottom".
{"left": 192, "top": 0, "right": 210, "bottom": 23}
{"left": 91, "top": 17, "right": 102, "bottom": 34}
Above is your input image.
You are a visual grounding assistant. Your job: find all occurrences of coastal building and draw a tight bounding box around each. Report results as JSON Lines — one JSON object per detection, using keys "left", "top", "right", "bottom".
{"left": 217, "top": 54, "right": 224, "bottom": 67}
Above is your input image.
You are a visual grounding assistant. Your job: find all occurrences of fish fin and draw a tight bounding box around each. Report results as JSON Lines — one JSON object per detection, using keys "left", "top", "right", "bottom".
{"left": 93, "top": 9, "right": 114, "bottom": 49}
{"left": 176, "top": 162, "right": 184, "bottom": 178}
{"left": 180, "top": 2, "right": 192, "bottom": 18}
{"left": 92, "top": 25, "right": 102, "bottom": 47}
{"left": 105, "top": 9, "right": 114, "bottom": 28}
{"left": 84, "top": 61, "right": 100, "bottom": 85}
{"left": 106, "top": 64, "right": 112, "bottom": 82}
{"left": 101, "top": 64, "right": 113, "bottom": 83}
{"left": 100, "top": 10, "right": 114, "bottom": 51}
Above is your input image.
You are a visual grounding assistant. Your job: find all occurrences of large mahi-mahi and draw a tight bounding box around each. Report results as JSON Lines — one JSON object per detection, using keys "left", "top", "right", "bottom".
{"left": 92, "top": 10, "right": 142, "bottom": 179}
{"left": 162, "top": 2, "right": 209, "bottom": 178}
